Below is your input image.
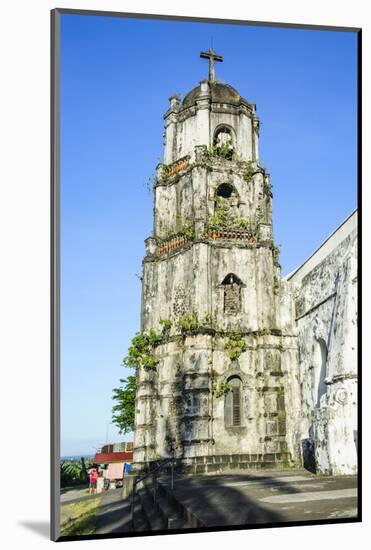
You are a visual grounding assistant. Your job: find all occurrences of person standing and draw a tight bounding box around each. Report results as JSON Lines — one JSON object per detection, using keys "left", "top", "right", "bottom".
{"left": 88, "top": 467, "right": 98, "bottom": 494}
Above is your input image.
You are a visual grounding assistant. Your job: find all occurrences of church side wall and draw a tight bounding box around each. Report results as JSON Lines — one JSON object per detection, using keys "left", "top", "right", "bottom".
{"left": 291, "top": 229, "right": 358, "bottom": 474}
{"left": 278, "top": 280, "right": 301, "bottom": 461}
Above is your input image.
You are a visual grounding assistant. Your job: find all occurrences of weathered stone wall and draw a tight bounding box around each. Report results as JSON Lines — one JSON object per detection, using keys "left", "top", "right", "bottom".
{"left": 163, "top": 81, "right": 257, "bottom": 164}
{"left": 209, "top": 108, "right": 254, "bottom": 162}
{"left": 134, "top": 72, "right": 302, "bottom": 468}
{"left": 154, "top": 161, "right": 272, "bottom": 242}
{"left": 136, "top": 221, "right": 300, "bottom": 465}
{"left": 288, "top": 212, "right": 358, "bottom": 474}
{"left": 134, "top": 331, "right": 298, "bottom": 463}
{"left": 132, "top": 75, "right": 345, "bottom": 473}
{"left": 142, "top": 241, "right": 280, "bottom": 334}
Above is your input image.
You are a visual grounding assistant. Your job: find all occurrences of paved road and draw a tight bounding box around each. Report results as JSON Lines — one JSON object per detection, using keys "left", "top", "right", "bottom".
{"left": 61, "top": 487, "right": 120, "bottom": 506}
{"left": 160, "top": 469, "right": 358, "bottom": 527}
{"left": 60, "top": 485, "right": 89, "bottom": 503}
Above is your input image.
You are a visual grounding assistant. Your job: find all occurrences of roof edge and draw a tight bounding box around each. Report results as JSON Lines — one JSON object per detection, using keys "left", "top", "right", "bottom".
{"left": 285, "top": 209, "right": 358, "bottom": 281}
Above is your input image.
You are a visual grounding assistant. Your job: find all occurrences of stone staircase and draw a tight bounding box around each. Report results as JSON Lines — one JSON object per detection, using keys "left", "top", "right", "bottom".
{"left": 131, "top": 453, "right": 295, "bottom": 532}
{"left": 132, "top": 477, "right": 205, "bottom": 531}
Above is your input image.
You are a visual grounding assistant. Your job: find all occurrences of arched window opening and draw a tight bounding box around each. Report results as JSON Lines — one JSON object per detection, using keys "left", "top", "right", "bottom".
{"left": 213, "top": 126, "right": 235, "bottom": 160}
{"left": 213, "top": 183, "right": 239, "bottom": 229}
{"left": 216, "top": 182, "right": 234, "bottom": 199}
{"left": 225, "top": 376, "right": 243, "bottom": 427}
{"left": 221, "top": 273, "right": 244, "bottom": 314}
{"left": 313, "top": 338, "right": 328, "bottom": 407}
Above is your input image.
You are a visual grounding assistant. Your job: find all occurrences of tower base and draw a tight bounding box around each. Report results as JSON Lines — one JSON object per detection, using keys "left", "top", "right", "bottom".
{"left": 132, "top": 452, "right": 295, "bottom": 476}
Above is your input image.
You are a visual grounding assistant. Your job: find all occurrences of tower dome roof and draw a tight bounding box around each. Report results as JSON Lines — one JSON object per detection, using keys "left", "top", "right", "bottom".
{"left": 182, "top": 81, "right": 251, "bottom": 109}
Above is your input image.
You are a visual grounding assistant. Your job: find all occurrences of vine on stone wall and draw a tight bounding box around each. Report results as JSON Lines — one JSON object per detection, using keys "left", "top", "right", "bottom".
{"left": 225, "top": 332, "right": 247, "bottom": 360}
{"left": 210, "top": 369, "right": 230, "bottom": 398}
{"left": 179, "top": 220, "right": 195, "bottom": 239}
{"left": 159, "top": 318, "right": 172, "bottom": 336}
{"left": 207, "top": 143, "right": 236, "bottom": 161}
{"left": 159, "top": 218, "right": 195, "bottom": 242}
{"left": 123, "top": 329, "right": 163, "bottom": 371}
{"left": 145, "top": 173, "right": 157, "bottom": 193}
{"left": 208, "top": 196, "right": 250, "bottom": 231}
{"left": 234, "top": 217, "right": 250, "bottom": 230}
{"left": 202, "top": 312, "right": 212, "bottom": 327}
{"left": 263, "top": 178, "right": 273, "bottom": 197}
{"left": 272, "top": 243, "right": 282, "bottom": 268}
{"left": 208, "top": 205, "right": 229, "bottom": 229}
{"left": 242, "top": 161, "right": 257, "bottom": 183}
{"left": 255, "top": 328, "right": 271, "bottom": 337}
{"left": 214, "top": 380, "right": 231, "bottom": 398}
{"left": 242, "top": 160, "right": 267, "bottom": 184}
{"left": 176, "top": 313, "right": 200, "bottom": 334}
{"left": 175, "top": 312, "right": 224, "bottom": 334}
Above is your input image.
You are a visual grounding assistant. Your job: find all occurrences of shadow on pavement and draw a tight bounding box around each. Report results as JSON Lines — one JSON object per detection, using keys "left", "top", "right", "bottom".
{"left": 95, "top": 492, "right": 133, "bottom": 535}
{"left": 167, "top": 473, "right": 290, "bottom": 526}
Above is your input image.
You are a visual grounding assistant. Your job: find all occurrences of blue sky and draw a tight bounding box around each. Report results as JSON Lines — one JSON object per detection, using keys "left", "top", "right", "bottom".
{"left": 60, "top": 13, "right": 357, "bottom": 456}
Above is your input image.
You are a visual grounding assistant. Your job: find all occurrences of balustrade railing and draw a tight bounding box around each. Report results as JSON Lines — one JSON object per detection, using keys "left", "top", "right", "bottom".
{"left": 204, "top": 227, "right": 256, "bottom": 242}
{"left": 156, "top": 234, "right": 191, "bottom": 255}
{"left": 163, "top": 156, "right": 190, "bottom": 179}
{"left": 155, "top": 227, "right": 256, "bottom": 256}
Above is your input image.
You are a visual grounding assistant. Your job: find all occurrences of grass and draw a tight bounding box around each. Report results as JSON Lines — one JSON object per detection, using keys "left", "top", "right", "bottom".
{"left": 60, "top": 497, "right": 101, "bottom": 536}
{"left": 60, "top": 483, "right": 89, "bottom": 496}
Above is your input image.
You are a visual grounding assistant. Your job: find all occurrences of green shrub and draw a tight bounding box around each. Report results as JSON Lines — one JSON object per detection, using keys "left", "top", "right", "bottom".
{"left": 242, "top": 161, "right": 256, "bottom": 182}
{"left": 263, "top": 179, "right": 273, "bottom": 196}
{"left": 225, "top": 332, "right": 247, "bottom": 360}
{"left": 159, "top": 318, "right": 172, "bottom": 334}
{"left": 201, "top": 312, "right": 212, "bottom": 327}
{"left": 256, "top": 328, "right": 270, "bottom": 337}
{"left": 235, "top": 217, "right": 250, "bottom": 230}
{"left": 214, "top": 380, "right": 231, "bottom": 398}
{"left": 179, "top": 220, "right": 195, "bottom": 239}
{"left": 123, "top": 329, "right": 162, "bottom": 371}
{"left": 207, "top": 143, "right": 235, "bottom": 160}
{"left": 272, "top": 243, "right": 281, "bottom": 267}
{"left": 208, "top": 196, "right": 250, "bottom": 232}
{"left": 176, "top": 313, "right": 199, "bottom": 333}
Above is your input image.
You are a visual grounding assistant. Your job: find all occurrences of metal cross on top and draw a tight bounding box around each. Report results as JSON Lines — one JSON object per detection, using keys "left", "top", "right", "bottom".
{"left": 200, "top": 48, "right": 223, "bottom": 82}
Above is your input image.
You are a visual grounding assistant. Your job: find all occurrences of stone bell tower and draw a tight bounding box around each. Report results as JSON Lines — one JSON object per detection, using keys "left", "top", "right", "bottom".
{"left": 133, "top": 50, "right": 300, "bottom": 472}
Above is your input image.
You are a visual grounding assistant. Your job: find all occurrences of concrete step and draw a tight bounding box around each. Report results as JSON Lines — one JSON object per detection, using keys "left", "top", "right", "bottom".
{"left": 132, "top": 501, "right": 150, "bottom": 532}
{"left": 155, "top": 485, "right": 190, "bottom": 529}
{"left": 137, "top": 486, "right": 166, "bottom": 531}
{"left": 136, "top": 481, "right": 193, "bottom": 531}
{"left": 158, "top": 480, "right": 206, "bottom": 528}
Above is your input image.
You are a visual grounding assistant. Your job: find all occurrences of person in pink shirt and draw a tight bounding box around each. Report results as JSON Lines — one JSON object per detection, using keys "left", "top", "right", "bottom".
{"left": 88, "top": 467, "right": 98, "bottom": 494}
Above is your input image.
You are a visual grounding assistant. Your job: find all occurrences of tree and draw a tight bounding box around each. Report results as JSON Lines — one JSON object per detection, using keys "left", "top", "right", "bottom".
{"left": 112, "top": 375, "right": 136, "bottom": 434}
{"left": 60, "top": 457, "right": 91, "bottom": 487}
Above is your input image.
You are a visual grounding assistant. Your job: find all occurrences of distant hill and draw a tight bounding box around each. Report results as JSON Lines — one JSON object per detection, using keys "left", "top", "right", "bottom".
{"left": 60, "top": 455, "right": 94, "bottom": 461}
